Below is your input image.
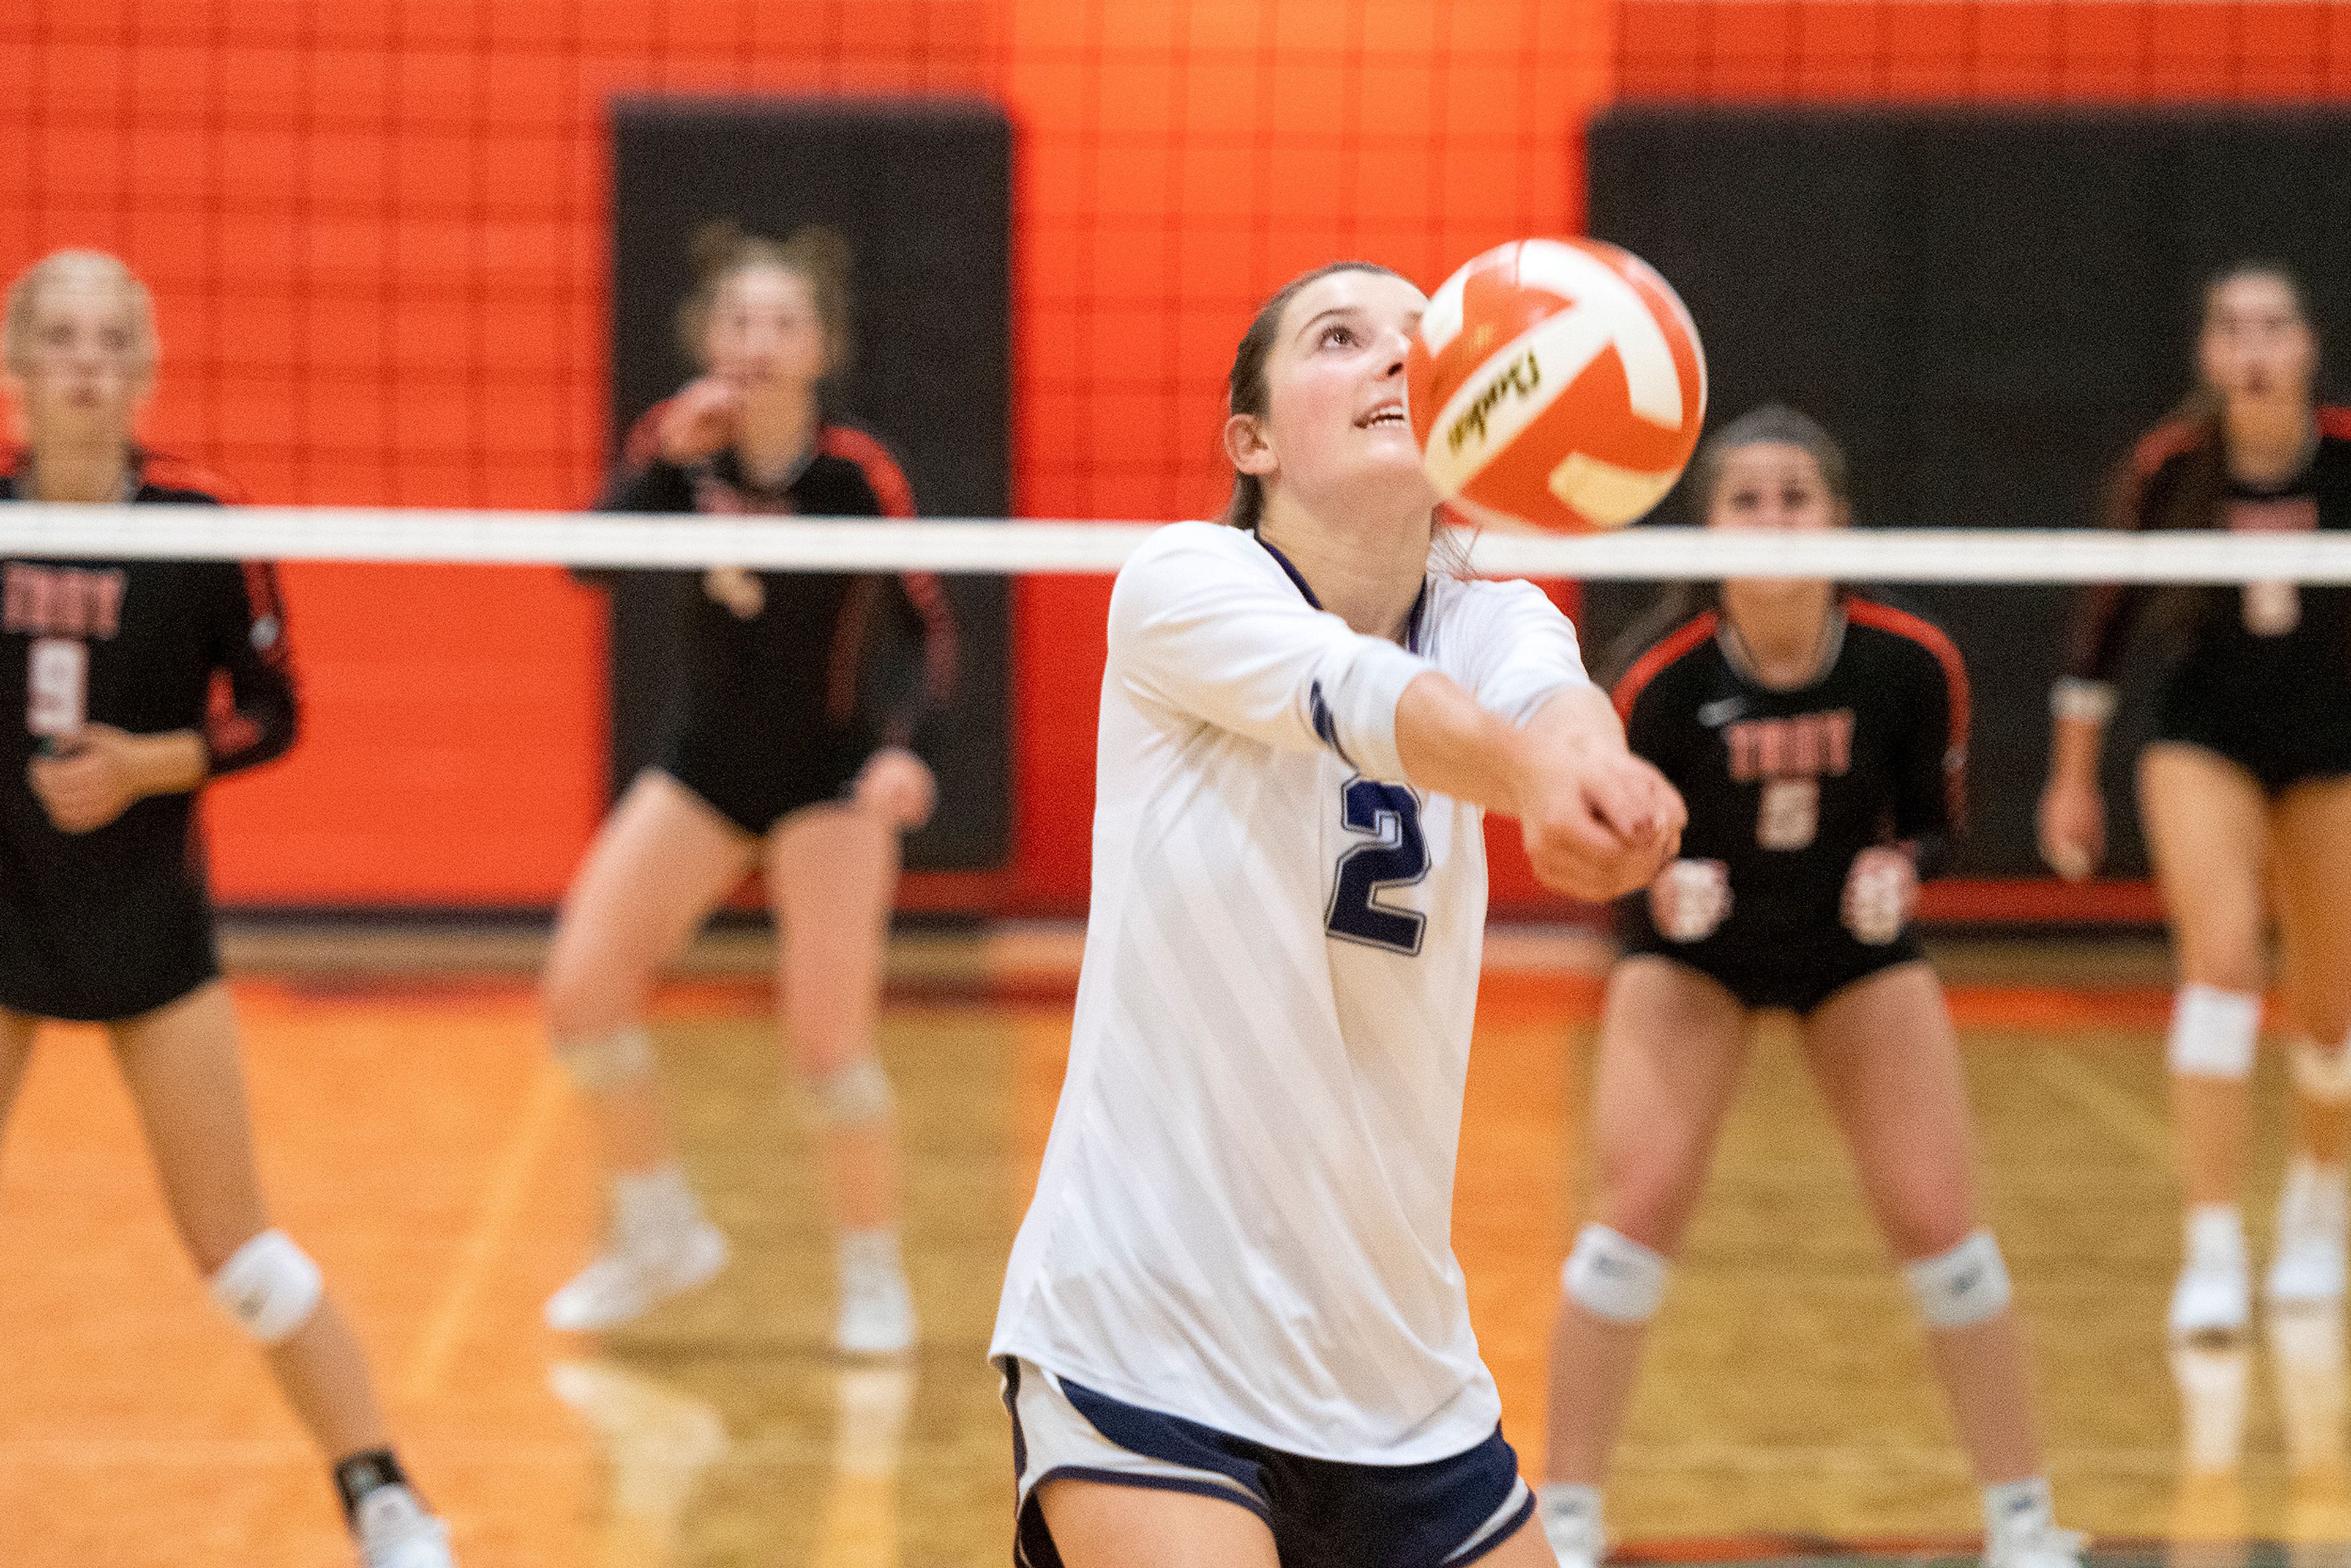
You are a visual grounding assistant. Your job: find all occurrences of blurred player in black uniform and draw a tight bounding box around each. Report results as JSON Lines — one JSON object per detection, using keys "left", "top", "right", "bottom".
{"left": 1537, "top": 408, "right": 2079, "bottom": 1568}
{"left": 2039, "top": 263, "right": 2351, "bottom": 1338}
{"left": 541, "top": 225, "right": 954, "bottom": 1350}
{"left": 0, "top": 251, "right": 454, "bottom": 1567}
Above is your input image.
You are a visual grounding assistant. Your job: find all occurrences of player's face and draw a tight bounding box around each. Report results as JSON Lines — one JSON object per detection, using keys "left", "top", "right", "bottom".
{"left": 2200, "top": 273, "right": 2316, "bottom": 406}
{"left": 703, "top": 264, "right": 829, "bottom": 396}
{"left": 1257, "top": 269, "right": 1435, "bottom": 516}
{"left": 7, "top": 276, "right": 151, "bottom": 444}
{"left": 1705, "top": 442, "right": 1840, "bottom": 533}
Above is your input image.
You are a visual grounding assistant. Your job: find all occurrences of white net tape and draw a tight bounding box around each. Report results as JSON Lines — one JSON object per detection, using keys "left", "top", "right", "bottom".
{"left": 6, "top": 502, "right": 2351, "bottom": 582}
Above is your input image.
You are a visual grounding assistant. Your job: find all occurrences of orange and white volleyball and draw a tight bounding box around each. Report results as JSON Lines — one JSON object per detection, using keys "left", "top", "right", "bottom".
{"left": 1408, "top": 238, "right": 1706, "bottom": 532}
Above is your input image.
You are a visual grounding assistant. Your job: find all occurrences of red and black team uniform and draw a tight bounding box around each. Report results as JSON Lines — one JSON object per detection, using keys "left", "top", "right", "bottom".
{"left": 0, "top": 453, "right": 297, "bottom": 1022}
{"left": 2064, "top": 407, "right": 2351, "bottom": 795}
{"left": 1612, "top": 595, "right": 1970, "bottom": 1015}
{"left": 599, "top": 409, "right": 957, "bottom": 838}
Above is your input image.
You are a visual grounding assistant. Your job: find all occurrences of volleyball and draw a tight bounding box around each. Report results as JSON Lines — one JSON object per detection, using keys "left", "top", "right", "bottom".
{"left": 1408, "top": 237, "right": 1708, "bottom": 533}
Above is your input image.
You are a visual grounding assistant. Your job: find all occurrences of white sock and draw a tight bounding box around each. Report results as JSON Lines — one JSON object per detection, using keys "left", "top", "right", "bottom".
{"left": 1539, "top": 1481, "right": 1602, "bottom": 1528}
{"left": 2281, "top": 1156, "right": 2349, "bottom": 1228}
{"left": 613, "top": 1163, "right": 702, "bottom": 1246}
{"left": 839, "top": 1226, "right": 902, "bottom": 1275}
{"left": 2186, "top": 1204, "right": 2246, "bottom": 1272}
{"left": 1984, "top": 1476, "right": 2054, "bottom": 1539}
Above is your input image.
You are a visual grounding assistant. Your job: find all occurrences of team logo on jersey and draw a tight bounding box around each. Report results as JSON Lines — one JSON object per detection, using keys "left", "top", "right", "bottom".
{"left": 1724, "top": 708, "right": 1854, "bottom": 783}
{"left": 4, "top": 563, "right": 126, "bottom": 640}
{"left": 1696, "top": 696, "right": 1745, "bottom": 728}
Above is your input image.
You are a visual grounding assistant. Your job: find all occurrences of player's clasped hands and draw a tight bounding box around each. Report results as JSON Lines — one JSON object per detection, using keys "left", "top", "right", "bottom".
{"left": 28, "top": 723, "right": 149, "bottom": 835}
{"left": 1514, "top": 710, "right": 1685, "bottom": 904}
{"left": 658, "top": 374, "right": 745, "bottom": 465}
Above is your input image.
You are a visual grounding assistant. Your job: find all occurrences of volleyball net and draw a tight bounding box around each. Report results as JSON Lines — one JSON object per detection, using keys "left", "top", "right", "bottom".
{"left": 9, "top": 504, "right": 2351, "bottom": 582}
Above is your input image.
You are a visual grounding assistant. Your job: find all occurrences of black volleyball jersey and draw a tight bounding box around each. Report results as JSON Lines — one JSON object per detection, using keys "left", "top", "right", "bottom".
{"left": 1613, "top": 595, "right": 1968, "bottom": 948}
{"left": 599, "top": 410, "right": 957, "bottom": 756}
{"left": 0, "top": 451, "right": 299, "bottom": 901}
{"left": 2064, "top": 408, "right": 2351, "bottom": 701}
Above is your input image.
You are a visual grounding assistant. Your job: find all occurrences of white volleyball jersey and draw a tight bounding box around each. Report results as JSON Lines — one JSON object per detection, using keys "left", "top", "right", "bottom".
{"left": 991, "top": 520, "right": 1590, "bottom": 1465}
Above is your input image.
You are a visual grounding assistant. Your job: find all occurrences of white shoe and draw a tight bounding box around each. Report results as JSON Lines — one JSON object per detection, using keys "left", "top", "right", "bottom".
{"left": 2172, "top": 1258, "right": 2252, "bottom": 1340}
{"left": 356, "top": 1487, "right": 456, "bottom": 1568}
{"left": 835, "top": 1244, "right": 917, "bottom": 1357}
{"left": 1984, "top": 1510, "right": 2086, "bottom": 1568}
{"left": 1537, "top": 1483, "right": 1603, "bottom": 1568}
{"left": 2268, "top": 1160, "right": 2349, "bottom": 1307}
{"left": 546, "top": 1220, "right": 729, "bottom": 1332}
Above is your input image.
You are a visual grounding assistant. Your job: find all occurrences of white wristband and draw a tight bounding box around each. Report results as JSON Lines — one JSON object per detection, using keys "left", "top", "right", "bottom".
{"left": 2050, "top": 678, "right": 2117, "bottom": 725}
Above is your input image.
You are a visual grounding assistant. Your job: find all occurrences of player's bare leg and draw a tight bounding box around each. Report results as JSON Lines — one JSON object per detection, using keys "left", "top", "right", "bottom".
{"left": 1541, "top": 957, "right": 1749, "bottom": 1564}
{"left": 541, "top": 771, "right": 753, "bottom": 1331}
{"left": 768, "top": 800, "right": 914, "bottom": 1354}
{"left": 2264, "top": 777, "right": 2351, "bottom": 1309}
{"left": 111, "top": 981, "right": 452, "bottom": 1566}
{"left": 1037, "top": 1479, "right": 1281, "bottom": 1568}
{"left": 1803, "top": 961, "right": 2078, "bottom": 1567}
{"left": 2142, "top": 743, "right": 2275, "bottom": 1337}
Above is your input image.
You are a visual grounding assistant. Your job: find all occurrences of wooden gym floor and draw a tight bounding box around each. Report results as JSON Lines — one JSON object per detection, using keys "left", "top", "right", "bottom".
{"left": 0, "top": 924, "right": 2342, "bottom": 1567}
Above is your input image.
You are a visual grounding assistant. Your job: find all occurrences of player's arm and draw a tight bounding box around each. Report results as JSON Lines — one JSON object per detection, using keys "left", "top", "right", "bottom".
{"left": 1843, "top": 636, "right": 1967, "bottom": 945}
{"left": 1401, "top": 577, "right": 1682, "bottom": 899}
{"left": 1111, "top": 525, "right": 1436, "bottom": 779}
{"left": 28, "top": 563, "right": 298, "bottom": 835}
{"left": 2041, "top": 439, "right": 2168, "bottom": 878}
{"left": 202, "top": 560, "right": 300, "bottom": 779}
{"left": 1397, "top": 679, "right": 1682, "bottom": 902}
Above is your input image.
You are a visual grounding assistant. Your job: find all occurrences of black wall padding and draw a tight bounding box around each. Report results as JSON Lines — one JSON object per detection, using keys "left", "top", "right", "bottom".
{"left": 1587, "top": 106, "right": 2351, "bottom": 887}
{"left": 608, "top": 98, "right": 1012, "bottom": 871}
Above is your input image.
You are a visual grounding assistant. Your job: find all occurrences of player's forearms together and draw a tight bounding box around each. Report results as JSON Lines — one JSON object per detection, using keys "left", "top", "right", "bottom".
{"left": 1395, "top": 677, "right": 1683, "bottom": 901}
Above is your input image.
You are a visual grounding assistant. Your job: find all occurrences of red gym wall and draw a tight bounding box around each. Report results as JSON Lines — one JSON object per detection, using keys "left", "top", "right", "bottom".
{"left": 2, "top": 1, "right": 2344, "bottom": 916}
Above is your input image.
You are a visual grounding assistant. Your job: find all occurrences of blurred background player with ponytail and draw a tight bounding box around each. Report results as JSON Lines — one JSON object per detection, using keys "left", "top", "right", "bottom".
{"left": 541, "top": 223, "right": 955, "bottom": 1352}
{"left": 2039, "top": 263, "right": 2351, "bottom": 1342}
{"left": 1539, "top": 407, "right": 2080, "bottom": 1568}
{"left": 0, "top": 250, "right": 455, "bottom": 1567}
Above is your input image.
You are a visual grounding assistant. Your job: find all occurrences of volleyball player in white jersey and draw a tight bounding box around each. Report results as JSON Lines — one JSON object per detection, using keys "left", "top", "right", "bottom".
{"left": 990, "top": 262, "right": 1685, "bottom": 1568}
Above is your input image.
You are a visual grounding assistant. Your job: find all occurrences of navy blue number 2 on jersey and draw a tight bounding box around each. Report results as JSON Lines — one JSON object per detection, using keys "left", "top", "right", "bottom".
{"left": 1325, "top": 779, "right": 1429, "bottom": 956}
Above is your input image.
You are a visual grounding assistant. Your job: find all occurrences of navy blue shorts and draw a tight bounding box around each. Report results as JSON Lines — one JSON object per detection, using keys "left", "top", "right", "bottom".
{"left": 1000, "top": 1357, "right": 1535, "bottom": 1568}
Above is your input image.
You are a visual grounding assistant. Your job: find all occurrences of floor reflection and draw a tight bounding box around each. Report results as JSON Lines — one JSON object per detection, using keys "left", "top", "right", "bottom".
{"left": 2169, "top": 1305, "right": 2351, "bottom": 1559}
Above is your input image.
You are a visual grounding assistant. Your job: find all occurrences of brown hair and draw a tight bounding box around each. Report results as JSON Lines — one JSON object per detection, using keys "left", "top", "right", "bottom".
{"left": 1218, "top": 260, "right": 1410, "bottom": 531}
{"left": 675, "top": 220, "right": 853, "bottom": 375}
{"left": 4, "top": 249, "right": 159, "bottom": 379}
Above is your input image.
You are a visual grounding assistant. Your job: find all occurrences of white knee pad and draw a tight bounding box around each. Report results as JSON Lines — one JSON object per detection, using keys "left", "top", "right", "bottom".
{"left": 2292, "top": 1036, "right": 2351, "bottom": 1105}
{"left": 1904, "top": 1230, "right": 2012, "bottom": 1330}
{"left": 554, "top": 1026, "right": 654, "bottom": 1092}
{"left": 1562, "top": 1224, "right": 1670, "bottom": 1324}
{"left": 208, "top": 1229, "right": 323, "bottom": 1346}
{"left": 2167, "top": 985, "right": 2261, "bottom": 1081}
{"left": 808, "top": 1055, "right": 895, "bottom": 1127}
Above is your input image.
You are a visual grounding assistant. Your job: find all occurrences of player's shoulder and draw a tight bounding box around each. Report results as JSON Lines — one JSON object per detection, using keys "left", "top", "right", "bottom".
{"left": 1843, "top": 591, "right": 1958, "bottom": 659}
{"left": 1842, "top": 593, "right": 1967, "bottom": 705}
{"left": 2124, "top": 415, "right": 2211, "bottom": 497}
{"left": 816, "top": 423, "right": 915, "bottom": 516}
{"left": 1611, "top": 606, "right": 1720, "bottom": 713}
{"left": 135, "top": 450, "right": 242, "bottom": 505}
{"left": 1122, "top": 519, "right": 1268, "bottom": 579}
